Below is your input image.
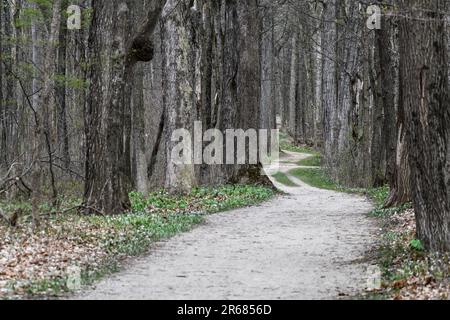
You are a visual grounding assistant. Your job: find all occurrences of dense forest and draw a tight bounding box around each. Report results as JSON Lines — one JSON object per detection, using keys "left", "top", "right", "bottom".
{"left": 0, "top": 0, "right": 449, "bottom": 299}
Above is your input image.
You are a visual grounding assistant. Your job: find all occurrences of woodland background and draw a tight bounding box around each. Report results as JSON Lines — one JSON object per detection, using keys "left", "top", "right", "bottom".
{"left": 0, "top": 0, "right": 449, "bottom": 290}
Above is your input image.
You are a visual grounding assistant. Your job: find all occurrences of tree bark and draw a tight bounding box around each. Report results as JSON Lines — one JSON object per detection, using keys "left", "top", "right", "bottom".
{"left": 322, "top": 0, "right": 337, "bottom": 168}
{"left": 399, "top": 0, "right": 450, "bottom": 251}
{"left": 259, "top": 0, "right": 276, "bottom": 132}
{"left": 30, "top": 0, "right": 62, "bottom": 226}
{"left": 57, "top": 0, "right": 70, "bottom": 171}
{"left": 84, "top": 0, "right": 167, "bottom": 214}
{"left": 161, "top": 0, "right": 198, "bottom": 193}
{"left": 377, "top": 3, "right": 397, "bottom": 187}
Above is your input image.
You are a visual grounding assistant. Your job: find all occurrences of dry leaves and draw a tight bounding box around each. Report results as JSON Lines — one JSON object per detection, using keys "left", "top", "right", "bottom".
{"left": 0, "top": 217, "right": 110, "bottom": 298}
{"left": 380, "top": 209, "right": 450, "bottom": 300}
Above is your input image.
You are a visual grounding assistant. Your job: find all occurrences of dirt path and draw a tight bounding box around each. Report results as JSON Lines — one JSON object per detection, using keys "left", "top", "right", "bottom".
{"left": 75, "top": 151, "right": 377, "bottom": 300}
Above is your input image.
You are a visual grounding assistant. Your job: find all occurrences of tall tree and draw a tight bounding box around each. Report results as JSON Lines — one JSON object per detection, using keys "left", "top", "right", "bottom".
{"left": 399, "top": 0, "right": 450, "bottom": 251}
{"left": 369, "top": 0, "right": 397, "bottom": 188}
{"left": 56, "top": 0, "right": 70, "bottom": 171}
{"left": 30, "top": 0, "right": 62, "bottom": 227}
{"left": 160, "top": 0, "right": 198, "bottom": 193}
{"left": 221, "top": 0, "right": 264, "bottom": 183}
{"left": 0, "top": 0, "right": 3, "bottom": 167}
{"left": 321, "top": 0, "right": 338, "bottom": 170}
{"left": 84, "top": 0, "right": 167, "bottom": 215}
{"left": 259, "top": 0, "right": 276, "bottom": 132}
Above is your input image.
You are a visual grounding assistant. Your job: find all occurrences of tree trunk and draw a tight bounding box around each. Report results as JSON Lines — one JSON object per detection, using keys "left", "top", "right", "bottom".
{"left": 0, "top": 0, "right": 4, "bottom": 167}
{"left": 399, "top": 0, "right": 450, "bottom": 251}
{"left": 313, "top": 6, "right": 324, "bottom": 148}
{"left": 31, "top": 0, "right": 62, "bottom": 225}
{"left": 84, "top": 0, "right": 167, "bottom": 214}
{"left": 259, "top": 0, "right": 275, "bottom": 132}
{"left": 132, "top": 67, "right": 149, "bottom": 194}
{"left": 377, "top": 1, "right": 397, "bottom": 187}
{"left": 227, "top": 0, "right": 264, "bottom": 183}
{"left": 57, "top": 1, "right": 71, "bottom": 171}
{"left": 322, "top": 0, "right": 337, "bottom": 167}
{"left": 161, "top": 0, "right": 198, "bottom": 193}
{"left": 288, "top": 34, "right": 299, "bottom": 139}
{"left": 385, "top": 14, "right": 410, "bottom": 208}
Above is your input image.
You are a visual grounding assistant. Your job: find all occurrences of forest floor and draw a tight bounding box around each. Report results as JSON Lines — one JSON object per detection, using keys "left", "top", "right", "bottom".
{"left": 74, "top": 151, "right": 378, "bottom": 300}
{"left": 363, "top": 196, "right": 450, "bottom": 300}
{"left": 0, "top": 185, "right": 274, "bottom": 299}
{"left": 3, "top": 147, "right": 447, "bottom": 300}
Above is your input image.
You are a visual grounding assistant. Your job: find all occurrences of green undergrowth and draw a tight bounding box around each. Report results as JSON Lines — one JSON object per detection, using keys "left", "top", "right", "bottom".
{"left": 366, "top": 194, "right": 439, "bottom": 299}
{"left": 129, "top": 185, "right": 275, "bottom": 215}
{"left": 272, "top": 172, "right": 298, "bottom": 187}
{"left": 280, "top": 143, "right": 317, "bottom": 154}
{"left": 89, "top": 212, "right": 204, "bottom": 257}
{"left": 288, "top": 168, "right": 397, "bottom": 210}
{"left": 297, "top": 154, "right": 322, "bottom": 167}
{"left": 353, "top": 185, "right": 447, "bottom": 300}
{"left": 289, "top": 168, "right": 341, "bottom": 191}
{"left": 1, "top": 184, "right": 275, "bottom": 299}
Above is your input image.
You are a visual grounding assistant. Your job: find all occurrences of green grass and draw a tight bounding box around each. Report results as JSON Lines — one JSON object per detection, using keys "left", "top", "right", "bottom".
{"left": 281, "top": 143, "right": 316, "bottom": 154}
{"left": 357, "top": 186, "right": 439, "bottom": 300}
{"left": 297, "top": 154, "right": 322, "bottom": 167}
{"left": 288, "top": 168, "right": 398, "bottom": 210}
{"left": 272, "top": 172, "right": 297, "bottom": 187}
{"left": 368, "top": 203, "right": 412, "bottom": 218}
{"left": 21, "top": 278, "right": 70, "bottom": 297}
{"left": 365, "top": 186, "right": 412, "bottom": 218}
{"left": 87, "top": 212, "right": 205, "bottom": 257}
{"left": 289, "top": 168, "right": 339, "bottom": 191}
{"left": 365, "top": 186, "right": 390, "bottom": 207}
{"left": 129, "top": 185, "right": 275, "bottom": 215}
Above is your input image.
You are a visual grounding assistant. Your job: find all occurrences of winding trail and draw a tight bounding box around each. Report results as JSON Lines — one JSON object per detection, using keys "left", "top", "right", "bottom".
{"left": 75, "top": 151, "right": 377, "bottom": 300}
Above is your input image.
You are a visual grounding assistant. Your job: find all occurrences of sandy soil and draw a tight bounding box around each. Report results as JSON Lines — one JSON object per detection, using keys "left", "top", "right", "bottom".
{"left": 74, "top": 151, "right": 377, "bottom": 300}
